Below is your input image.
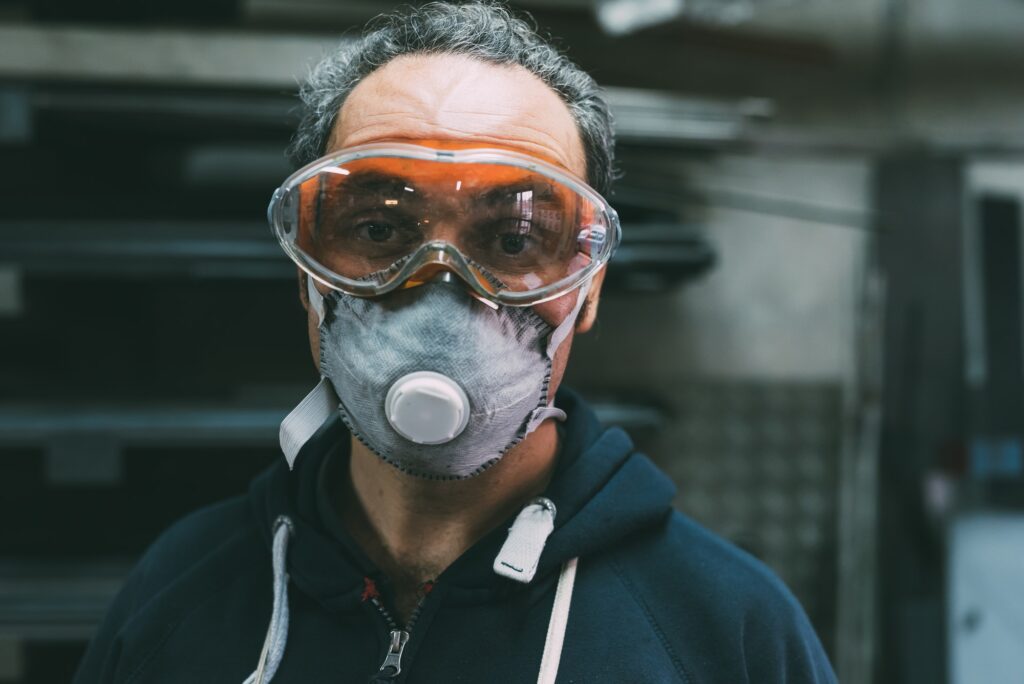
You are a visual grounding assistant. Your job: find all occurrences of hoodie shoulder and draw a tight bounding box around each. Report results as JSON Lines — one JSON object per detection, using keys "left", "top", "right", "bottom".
{"left": 133, "top": 495, "right": 258, "bottom": 594}
{"left": 605, "top": 509, "right": 837, "bottom": 684}
{"left": 74, "top": 495, "right": 263, "bottom": 683}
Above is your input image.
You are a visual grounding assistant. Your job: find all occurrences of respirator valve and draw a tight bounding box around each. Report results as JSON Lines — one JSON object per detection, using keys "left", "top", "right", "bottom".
{"left": 384, "top": 371, "right": 471, "bottom": 445}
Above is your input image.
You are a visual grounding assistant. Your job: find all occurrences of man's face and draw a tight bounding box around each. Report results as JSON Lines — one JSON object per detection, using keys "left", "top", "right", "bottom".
{"left": 304, "top": 52, "right": 606, "bottom": 398}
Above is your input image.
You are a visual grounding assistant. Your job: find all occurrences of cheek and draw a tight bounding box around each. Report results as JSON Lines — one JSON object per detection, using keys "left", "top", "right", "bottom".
{"left": 531, "top": 290, "right": 579, "bottom": 329}
{"left": 531, "top": 290, "right": 582, "bottom": 398}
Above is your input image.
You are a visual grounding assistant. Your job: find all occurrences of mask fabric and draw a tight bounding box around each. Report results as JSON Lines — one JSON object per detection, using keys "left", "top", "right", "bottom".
{"left": 309, "top": 277, "right": 586, "bottom": 479}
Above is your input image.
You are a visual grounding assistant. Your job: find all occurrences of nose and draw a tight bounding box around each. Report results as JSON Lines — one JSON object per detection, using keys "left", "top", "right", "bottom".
{"left": 395, "top": 244, "right": 499, "bottom": 309}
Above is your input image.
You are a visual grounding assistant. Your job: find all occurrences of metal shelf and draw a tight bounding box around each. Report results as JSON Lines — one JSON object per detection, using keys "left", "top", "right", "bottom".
{"left": 0, "top": 23, "right": 768, "bottom": 146}
{"left": 0, "top": 400, "right": 666, "bottom": 448}
{"left": 0, "top": 560, "right": 130, "bottom": 640}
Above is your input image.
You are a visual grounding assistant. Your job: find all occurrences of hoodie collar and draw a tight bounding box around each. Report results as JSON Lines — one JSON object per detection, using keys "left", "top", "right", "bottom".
{"left": 248, "top": 387, "right": 676, "bottom": 606}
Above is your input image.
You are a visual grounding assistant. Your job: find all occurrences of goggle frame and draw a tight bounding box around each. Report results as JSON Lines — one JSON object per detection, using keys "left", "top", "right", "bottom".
{"left": 267, "top": 142, "right": 621, "bottom": 307}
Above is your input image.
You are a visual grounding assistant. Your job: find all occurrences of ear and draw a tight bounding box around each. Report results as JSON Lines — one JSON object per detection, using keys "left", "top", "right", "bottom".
{"left": 575, "top": 266, "right": 607, "bottom": 334}
{"left": 297, "top": 268, "right": 310, "bottom": 311}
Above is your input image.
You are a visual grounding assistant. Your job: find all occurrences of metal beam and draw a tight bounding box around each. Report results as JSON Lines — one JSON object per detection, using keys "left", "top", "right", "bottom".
{"left": 0, "top": 24, "right": 345, "bottom": 87}
{"left": 0, "top": 24, "right": 769, "bottom": 144}
{"left": 0, "top": 401, "right": 666, "bottom": 447}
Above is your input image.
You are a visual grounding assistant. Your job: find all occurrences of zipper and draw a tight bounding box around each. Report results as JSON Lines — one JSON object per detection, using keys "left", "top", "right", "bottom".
{"left": 367, "top": 591, "right": 428, "bottom": 682}
{"left": 375, "top": 629, "right": 409, "bottom": 679}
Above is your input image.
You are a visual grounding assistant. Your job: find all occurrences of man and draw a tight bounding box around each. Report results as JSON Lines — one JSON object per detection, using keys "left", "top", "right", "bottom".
{"left": 76, "top": 3, "right": 836, "bottom": 682}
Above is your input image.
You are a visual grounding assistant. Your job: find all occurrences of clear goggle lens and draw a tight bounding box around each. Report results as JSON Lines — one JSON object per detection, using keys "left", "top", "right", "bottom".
{"left": 269, "top": 144, "right": 620, "bottom": 306}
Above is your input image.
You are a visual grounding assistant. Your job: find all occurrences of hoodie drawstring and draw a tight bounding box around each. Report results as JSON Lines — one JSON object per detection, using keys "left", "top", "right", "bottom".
{"left": 492, "top": 497, "right": 579, "bottom": 684}
{"left": 246, "top": 500, "right": 577, "bottom": 683}
{"left": 243, "top": 516, "right": 293, "bottom": 684}
{"left": 538, "top": 557, "right": 579, "bottom": 684}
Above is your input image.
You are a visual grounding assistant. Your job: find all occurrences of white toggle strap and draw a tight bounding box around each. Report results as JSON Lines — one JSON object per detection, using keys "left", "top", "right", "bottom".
{"left": 279, "top": 378, "right": 339, "bottom": 469}
{"left": 493, "top": 497, "right": 557, "bottom": 583}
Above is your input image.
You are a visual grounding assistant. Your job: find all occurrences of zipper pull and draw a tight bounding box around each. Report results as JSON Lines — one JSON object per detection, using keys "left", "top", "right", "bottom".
{"left": 373, "top": 629, "right": 410, "bottom": 680}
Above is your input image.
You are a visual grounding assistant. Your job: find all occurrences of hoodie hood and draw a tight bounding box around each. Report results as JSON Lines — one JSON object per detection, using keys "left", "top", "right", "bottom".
{"left": 248, "top": 387, "right": 676, "bottom": 607}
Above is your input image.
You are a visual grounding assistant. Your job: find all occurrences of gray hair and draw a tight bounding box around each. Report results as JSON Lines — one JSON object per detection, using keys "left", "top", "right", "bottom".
{"left": 289, "top": 1, "right": 617, "bottom": 196}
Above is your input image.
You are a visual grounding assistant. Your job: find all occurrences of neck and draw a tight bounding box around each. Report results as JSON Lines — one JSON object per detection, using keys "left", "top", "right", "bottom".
{"left": 334, "top": 420, "right": 560, "bottom": 619}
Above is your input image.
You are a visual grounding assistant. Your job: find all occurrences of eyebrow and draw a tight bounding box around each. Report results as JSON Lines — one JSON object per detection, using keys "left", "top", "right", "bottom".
{"left": 326, "top": 170, "right": 564, "bottom": 210}
{"left": 336, "top": 171, "right": 421, "bottom": 198}
{"left": 474, "top": 182, "right": 560, "bottom": 207}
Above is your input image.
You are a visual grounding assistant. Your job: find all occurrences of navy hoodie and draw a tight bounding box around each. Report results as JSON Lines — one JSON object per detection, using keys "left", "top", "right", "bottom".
{"left": 74, "top": 388, "right": 836, "bottom": 683}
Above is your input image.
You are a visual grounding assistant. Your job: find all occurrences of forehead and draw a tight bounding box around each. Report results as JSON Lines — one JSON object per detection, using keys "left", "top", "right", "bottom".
{"left": 328, "top": 53, "right": 587, "bottom": 179}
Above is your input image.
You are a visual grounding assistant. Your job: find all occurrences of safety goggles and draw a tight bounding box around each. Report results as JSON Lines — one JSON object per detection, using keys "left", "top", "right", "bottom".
{"left": 267, "top": 142, "right": 621, "bottom": 306}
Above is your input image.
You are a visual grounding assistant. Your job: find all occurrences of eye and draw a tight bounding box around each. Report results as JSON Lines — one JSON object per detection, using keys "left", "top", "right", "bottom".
{"left": 364, "top": 222, "right": 394, "bottom": 242}
{"left": 499, "top": 233, "right": 527, "bottom": 255}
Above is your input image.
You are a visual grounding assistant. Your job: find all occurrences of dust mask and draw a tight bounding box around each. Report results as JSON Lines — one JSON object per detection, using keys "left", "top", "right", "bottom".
{"left": 278, "top": 275, "right": 588, "bottom": 478}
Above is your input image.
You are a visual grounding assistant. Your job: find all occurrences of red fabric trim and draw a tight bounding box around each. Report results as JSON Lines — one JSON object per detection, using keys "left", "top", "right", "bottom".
{"left": 361, "top": 576, "right": 380, "bottom": 602}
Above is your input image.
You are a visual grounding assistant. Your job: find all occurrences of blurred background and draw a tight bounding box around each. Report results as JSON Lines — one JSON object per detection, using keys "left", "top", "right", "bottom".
{"left": 0, "top": 0, "right": 1022, "bottom": 681}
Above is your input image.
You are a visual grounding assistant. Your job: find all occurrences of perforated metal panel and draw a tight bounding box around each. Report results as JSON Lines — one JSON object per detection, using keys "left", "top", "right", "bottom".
{"left": 650, "top": 381, "right": 842, "bottom": 646}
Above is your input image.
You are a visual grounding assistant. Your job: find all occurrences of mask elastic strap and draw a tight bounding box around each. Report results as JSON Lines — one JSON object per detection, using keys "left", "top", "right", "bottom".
{"left": 545, "top": 280, "right": 590, "bottom": 361}
{"left": 306, "top": 275, "right": 326, "bottom": 326}
{"left": 279, "top": 378, "right": 338, "bottom": 469}
{"left": 525, "top": 281, "right": 591, "bottom": 432}
{"left": 276, "top": 279, "right": 336, "bottom": 468}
